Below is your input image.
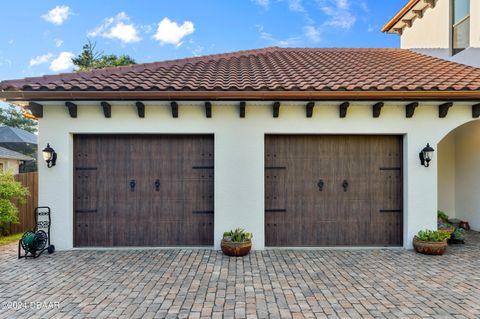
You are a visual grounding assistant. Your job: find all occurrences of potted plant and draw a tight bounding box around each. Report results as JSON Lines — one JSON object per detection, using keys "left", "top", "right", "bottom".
{"left": 221, "top": 228, "right": 253, "bottom": 257}
{"left": 437, "top": 211, "right": 455, "bottom": 235}
{"left": 449, "top": 227, "right": 466, "bottom": 244}
{"left": 413, "top": 229, "right": 451, "bottom": 255}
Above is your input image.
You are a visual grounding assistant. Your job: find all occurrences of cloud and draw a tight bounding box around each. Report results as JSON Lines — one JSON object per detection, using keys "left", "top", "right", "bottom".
{"left": 153, "top": 18, "right": 195, "bottom": 46}
{"left": 317, "top": 0, "right": 356, "bottom": 30}
{"left": 49, "top": 52, "right": 75, "bottom": 72}
{"left": 304, "top": 26, "right": 321, "bottom": 42}
{"left": 288, "top": 0, "right": 306, "bottom": 12}
{"left": 42, "top": 5, "right": 72, "bottom": 25}
{"left": 256, "top": 25, "right": 301, "bottom": 47}
{"left": 55, "top": 39, "right": 64, "bottom": 48}
{"left": 252, "top": 0, "right": 269, "bottom": 8}
{"left": 29, "top": 53, "right": 54, "bottom": 66}
{"left": 88, "top": 12, "right": 141, "bottom": 44}
{"left": 8, "top": 40, "right": 13, "bottom": 45}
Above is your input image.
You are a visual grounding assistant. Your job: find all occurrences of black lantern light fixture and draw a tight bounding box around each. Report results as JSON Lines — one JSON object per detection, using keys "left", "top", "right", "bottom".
{"left": 419, "top": 143, "right": 434, "bottom": 167}
{"left": 42, "top": 143, "right": 57, "bottom": 168}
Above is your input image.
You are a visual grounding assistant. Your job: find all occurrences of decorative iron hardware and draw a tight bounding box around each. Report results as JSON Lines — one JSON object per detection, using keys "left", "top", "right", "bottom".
{"left": 130, "top": 179, "right": 136, "bottom": 192}
{"left": 75, "top": 209, "right": 98, "bottom": 213}
{"left": 265, "top": 166, "right": 286, "bottom": 170}
{"left": 342, "top": 180, "right": 349, "bottom": 192}
{"left": 192, "top": 210, "right": 214, "bottom": 214}
{"left": 75, "top": 167, "right": 97, "bottom": 170}
{"left": 317, "top": 179, "right": 324, "bottom": 191}
{"left": 379, "top": 167, "right": 401, "bottom": 171}
{"left": 155, "top": 179, "right": 160, "bottom": 191}
{"left": 380, "top": 209, "right": 401, "bottom": 213}
{"left": 192, "top": 166, "right": 214, "bottom": 169}
{"left": 265, "top": 209, "right": 287, "bottom": 213}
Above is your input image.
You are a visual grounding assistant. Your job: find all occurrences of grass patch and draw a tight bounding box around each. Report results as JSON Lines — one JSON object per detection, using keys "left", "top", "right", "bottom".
{"left": 0, "top": 233, "right": 22, "bottom": 246}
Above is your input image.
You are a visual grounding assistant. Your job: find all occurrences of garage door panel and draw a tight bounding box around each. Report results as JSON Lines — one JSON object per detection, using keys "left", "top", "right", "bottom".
{"left": 74, "top": 134, "right": 214, "bottom": 247}
{"left": 265, "top": 135, "right": 403, "bottom": 247}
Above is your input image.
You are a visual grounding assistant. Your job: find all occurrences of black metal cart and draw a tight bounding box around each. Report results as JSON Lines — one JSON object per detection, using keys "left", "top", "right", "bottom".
{"left": 18, "top": 206, "right": 55, "bottom": 259}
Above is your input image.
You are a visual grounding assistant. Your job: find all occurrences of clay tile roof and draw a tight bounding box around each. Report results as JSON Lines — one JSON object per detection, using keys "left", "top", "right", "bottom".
{"left": 1, "top": 47, "right": 480, "bottom": 94}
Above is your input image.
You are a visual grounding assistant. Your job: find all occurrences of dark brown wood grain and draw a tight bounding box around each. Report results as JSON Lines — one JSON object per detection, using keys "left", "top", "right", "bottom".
{"left": 265, "top": 135, "right": 403, "bottom": 247}
{"left": 73, "top": 134, "right": 214, "bottom": 247}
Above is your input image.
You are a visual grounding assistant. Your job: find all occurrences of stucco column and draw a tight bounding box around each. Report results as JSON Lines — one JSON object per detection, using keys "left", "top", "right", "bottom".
{"left": 404, "top": 133, "right": 438, "bottom": 249}
{"left": 214, "top": 128, "right": 264, "bottom": 250}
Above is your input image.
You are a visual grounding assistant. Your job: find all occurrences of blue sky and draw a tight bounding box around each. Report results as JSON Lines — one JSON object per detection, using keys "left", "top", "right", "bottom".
{"left": 0, "top": 0, "right": 406, "bottom": 81}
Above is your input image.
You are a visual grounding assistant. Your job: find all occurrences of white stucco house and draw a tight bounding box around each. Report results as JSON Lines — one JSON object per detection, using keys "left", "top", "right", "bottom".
{"left": 0, "top": 146, "right": 33, "bottom": 173}
{"left": 0, "top": 1, "right": 479, "bottom": 251}
{"left": 383, "top": 0, "right": 480, "bottom": 239}
{"left": 382, "top": 0, "right": 480, "bottom": 67}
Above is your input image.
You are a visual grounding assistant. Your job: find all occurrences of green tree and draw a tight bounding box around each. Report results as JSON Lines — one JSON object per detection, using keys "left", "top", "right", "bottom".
{"left": 0, "top": 171, "right": 29, "bottom": 235}
{"left": 0, "top": 104, "right": 38, "bottom": 133}
{"left": 72, "top": 40, "right": 136, "bottom": 71}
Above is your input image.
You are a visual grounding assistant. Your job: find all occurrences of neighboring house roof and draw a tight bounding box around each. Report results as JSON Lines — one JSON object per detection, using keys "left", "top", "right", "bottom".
{"left": 0, "top": 126, "right": 37, "bottom": 144}
{"left": 0, "top": 146, "right": 34, "bottom": 161}
{"left": 382, "top": 0, "right": 434, "bottom": 34}
{"left": 1, "top": 47, "right": 480, "bottom": 101}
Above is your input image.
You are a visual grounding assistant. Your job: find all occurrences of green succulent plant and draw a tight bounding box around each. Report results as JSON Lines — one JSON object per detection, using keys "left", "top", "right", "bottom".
{"left": 416, "top": 229, "right": 451, "bottom": 242}
{"left": 452, "top": 228, "right": 466, "bottom": 241}
{"left": 437, "top": 210, "right": 449, "bottom": 222}
{"left": 223, "top": 228, "right": 253, "bottom": 242}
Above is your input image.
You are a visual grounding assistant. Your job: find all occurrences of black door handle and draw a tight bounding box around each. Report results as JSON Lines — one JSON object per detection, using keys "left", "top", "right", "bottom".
{"left": 155, "top": 179, "right": 160, "bottom": 191}
{"left": 342, "top": 180, "right": 348, "bottom": 192}
{"left": 317, "top": 179, "right": 324, "bottom": 191}
{"left": 130, "top": 179, "right": 136, "bottom": 192}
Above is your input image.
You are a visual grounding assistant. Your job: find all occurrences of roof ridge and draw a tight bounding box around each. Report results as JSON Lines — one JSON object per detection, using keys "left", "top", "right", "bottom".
{"left": 0, "top": 47, "right": 284, "bottom": 85}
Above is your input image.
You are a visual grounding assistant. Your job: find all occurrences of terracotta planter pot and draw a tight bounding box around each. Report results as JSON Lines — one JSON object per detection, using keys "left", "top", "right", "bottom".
{"left": 221, "top": 239, "right": 252, "bottom": 257}
{"left": 438, "top": 227, "right": 455, "bottom": 235}
{"left": 413, "top": 237, "right": 448, "bottom": 255}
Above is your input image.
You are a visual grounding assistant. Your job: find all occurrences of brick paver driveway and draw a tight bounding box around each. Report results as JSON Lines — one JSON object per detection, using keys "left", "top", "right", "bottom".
{"left": 1, "top": 233, "right": 479, "bottom": 319}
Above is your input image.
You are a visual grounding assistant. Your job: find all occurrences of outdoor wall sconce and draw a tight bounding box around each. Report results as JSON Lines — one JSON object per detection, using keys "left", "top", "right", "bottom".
{"left": 42, "top": 143, "right": 57, "bottom": 168}
{"left": 419, "top": 143, "right": 434, "bottom": 167}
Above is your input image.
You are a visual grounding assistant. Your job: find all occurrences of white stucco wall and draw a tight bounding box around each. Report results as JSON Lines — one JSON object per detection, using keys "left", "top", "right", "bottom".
{"left": 36, "top": 101, "right": 477, "bottom": 251}
{"left": 401, "top": 1, "right": 480, "bottom": 67}
{"left": 454, "top": 120, "right": 480, "bottom": 230}
{"left": 401, "top": 0, "right": 450, "bottom": 49}
{"left": 0, "top": 158, "right": 21, "bottom": 174}
{"left": 437, "top": 132, "right": 456, "bottom": 215}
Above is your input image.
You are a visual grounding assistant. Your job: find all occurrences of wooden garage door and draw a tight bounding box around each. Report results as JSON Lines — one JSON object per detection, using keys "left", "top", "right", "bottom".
{"left": 265, "top": 135, "right": 403, "bottom": 247}
{"left": 74, "top": 135, "right": 214, "bottom": 247}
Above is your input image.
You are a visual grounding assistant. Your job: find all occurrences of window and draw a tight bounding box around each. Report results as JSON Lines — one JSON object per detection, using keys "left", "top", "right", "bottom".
{"left": 452, "top": 0, "right": 470, "bottom": 55}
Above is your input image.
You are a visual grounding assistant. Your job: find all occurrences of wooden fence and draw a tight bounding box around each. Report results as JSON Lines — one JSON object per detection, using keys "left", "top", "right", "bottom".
{"left": 7, "top": 172, "right": 38, "bottom": 234}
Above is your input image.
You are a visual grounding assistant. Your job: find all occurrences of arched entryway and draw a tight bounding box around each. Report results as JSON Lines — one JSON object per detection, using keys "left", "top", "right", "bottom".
{"left": 438, "top": 119, "right": 480, "bottom": 230}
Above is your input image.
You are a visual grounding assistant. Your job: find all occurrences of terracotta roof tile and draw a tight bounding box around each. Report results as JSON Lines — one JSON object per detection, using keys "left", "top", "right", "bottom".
{"left": 1, "top": 47, "right": 480, "bottom": 94}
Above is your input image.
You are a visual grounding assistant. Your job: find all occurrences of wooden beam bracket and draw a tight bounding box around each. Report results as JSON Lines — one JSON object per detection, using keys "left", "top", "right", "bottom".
{"left": 439, "top": 102, "right": 453, "bottom": 118}
{"left": 135, "top": 102, "right": 145, "bottom": 118}
{"left": 65, "top": 102, "right": 77, "bottom": 118}
{"left": 28, "top": 102, "right": 43, "bottom": 118}
{"left": 171, "top": 102, "right": 178, "bottom": 118}
{"left": 239, "top": 101, "right": 246, "bottom": 118}
{"left": 306, "top": 102, "right": 315, "bottom": 118}
{"left": 473, "top": 103, "right": 480, "bottom": 118}
{"left": 402, "top": 19, "right": 413, "bottom": 28}
{"left": 412, "top": 9, "right": 424, "bottom": 18}
{"left": 339, "top": 102, "right": 350, "bottom": 118}
{"left": 205, "top": 102, "right": 212, "bottom": 118}
{"left": 100, "top": 102, "right": 111, "bottom": 118}
{"left": 424, "top": 0, "right": 435, "bottom": 8}
{"left": 393, "top": 27, "right": 403, "bottom": 35}
{"left": 272, "top": 102, "right": 280, "bottom": 118}
{"left": 405, "top": 102, "right": 419, "bottom": 118}
{"left": 372, "top": 102, "right": 384, "bottom": 118}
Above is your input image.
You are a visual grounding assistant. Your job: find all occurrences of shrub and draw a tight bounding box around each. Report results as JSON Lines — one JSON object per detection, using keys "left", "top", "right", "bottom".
{"left": 452, "top": 228, "right": 466, "bottom": 241}
{"left": 0, "top": 172, "right": 29, "bottom": 235}
{"left": 223, "top": 228, "right": 253, "bottom": 242}
{"left": 437, "top": 210, "right": 449, "bottom": 222}
{"left": 416, "top": 229, "right": 451, "bottom": 242}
